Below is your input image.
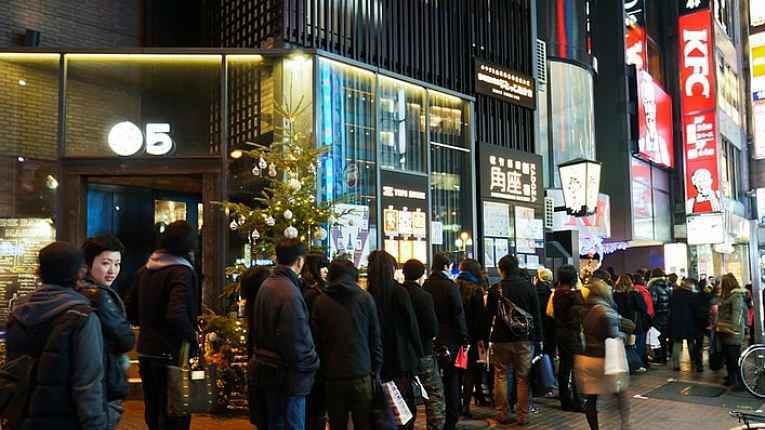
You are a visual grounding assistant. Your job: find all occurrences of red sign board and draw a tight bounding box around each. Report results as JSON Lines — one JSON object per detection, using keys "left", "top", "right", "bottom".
{"left": 683, "top": 111, "right": 721, "bottom": 214}
{"left": 626, "top": 25, "right": 647, "bottom": 70}
{"left": 636, "top": 70, "right": 673, "bottom": 168}
{"left": 678, "top": 10, "right": 716, "bottom": 115}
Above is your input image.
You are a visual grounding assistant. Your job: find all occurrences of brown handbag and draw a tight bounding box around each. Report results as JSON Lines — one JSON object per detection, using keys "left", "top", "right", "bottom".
{"left": 167, "top": 341, "right": 213, "bottom": 416}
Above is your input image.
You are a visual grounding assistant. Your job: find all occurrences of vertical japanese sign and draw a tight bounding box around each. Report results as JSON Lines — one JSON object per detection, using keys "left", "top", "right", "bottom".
{"left": 679, "top": 8, "right": 720, "bottom": 215}
{"left": 479, "top": 144, "right": 543, "bottom": 204}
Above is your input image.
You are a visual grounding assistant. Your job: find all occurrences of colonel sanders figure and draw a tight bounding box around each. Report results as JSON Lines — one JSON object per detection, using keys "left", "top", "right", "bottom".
{"left": 686, "top": 168, "right": 722, "bottom": 214}
{"left": 639, "top": 73, "right": 671, "bottom": 166}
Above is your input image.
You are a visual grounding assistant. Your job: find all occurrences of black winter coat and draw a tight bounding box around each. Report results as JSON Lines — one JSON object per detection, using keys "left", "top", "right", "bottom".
{"left": 424, "top": 272, "right": 469, "bottom": 353}
{"left": 486, "top": 273, "right": 543, "bottom": 343}
{"left": 78, "top": 277, "right": 135, "bottom": 401}
{"left": 648, "top": 277, "right": 672, "bottom": 329}
{"left": 613, "top": 290, "right": 648, "bottom": 333}
{"left": 456, "top": 277, "right": 486, "bottom": 344}
{"left": 252, "top": 265, "right": 320, "bottom": 396}
{"left": 127, "top": 252, "right": 199, "bottom": 360}
{"left": 311, "top": 275, "right": 383, "bottom": 380}
{"left": 402, "top": 280, "right": 439, "bottom": 357}
{"left": 669, "top": 288, "right": 700, "bottom": 340}
{"left": 553, "top": 288, "right": 586, "bottom": 353}
{"left": 371, "top": 283, "right": 424, "bottom": 379}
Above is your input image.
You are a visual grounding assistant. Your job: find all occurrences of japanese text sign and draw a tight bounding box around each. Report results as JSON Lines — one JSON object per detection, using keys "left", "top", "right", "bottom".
{"left": 479, "top": 144, "right": 543, "bottom": 206}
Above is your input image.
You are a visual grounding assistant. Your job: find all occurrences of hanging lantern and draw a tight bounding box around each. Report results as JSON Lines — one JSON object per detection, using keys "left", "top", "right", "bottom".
{"left": 558, "top": 158, "right": 602, "bottom": 217}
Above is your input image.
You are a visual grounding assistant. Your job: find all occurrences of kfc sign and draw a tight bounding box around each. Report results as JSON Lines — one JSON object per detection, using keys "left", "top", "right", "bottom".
{"left": 679, "top": 10, "right": 715, "bottom": 114}
{"left": 636, "top": 70, "right": 673, "bottom": 167}
{"left": 683, "top": 111, "right": 721, "bottom": 214}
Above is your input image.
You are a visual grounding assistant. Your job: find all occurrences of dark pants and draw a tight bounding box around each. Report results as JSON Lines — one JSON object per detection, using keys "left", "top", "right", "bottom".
{"left": 692, "top": 333, "right": 706, "bottom": 370}
{"left": 139, "top": 357, "right": 191, "bottom": 430}
{"left": 556, "top": 343, "right": 582, "bottom": 409}
{"left": 584, "top": 393, "right": 629, "bottom": 430}
{"left": 635, "top": 330, "right": 648, "bottom": 365}
{"left": 441, "top": 361, "right": 460, "bottom": 430}
{"left": 655, "top": 326, "right": 670, "bottom": 362}
{"left": 723, "top": 343, "right": 742, "bottom": 386}
{"left": 265, "top": 394, "right": 306, "bottom": 430}
{"left": 460, "top": 362, "right": 487, "bottom": 411}
{"left": 306, "top": 380, "right": 326, "bottom": 430}
{"left": 325, "top": 376, "right": 372, "bottom": 430}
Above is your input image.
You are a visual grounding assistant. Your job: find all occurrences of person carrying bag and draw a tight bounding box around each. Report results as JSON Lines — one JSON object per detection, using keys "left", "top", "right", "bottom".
{"left": 167, "top": 341, "right": 212, "bottom": 416}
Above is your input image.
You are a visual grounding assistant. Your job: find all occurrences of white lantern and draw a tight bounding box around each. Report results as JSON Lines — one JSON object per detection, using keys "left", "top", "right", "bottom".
{"left": 558, "top": 158, "right": 602, "bottom": 217}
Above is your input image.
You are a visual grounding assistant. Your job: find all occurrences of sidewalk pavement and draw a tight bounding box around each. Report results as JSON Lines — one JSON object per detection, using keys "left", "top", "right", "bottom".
{"left": 118, "top": 361, "right": 762, "bottom": 430}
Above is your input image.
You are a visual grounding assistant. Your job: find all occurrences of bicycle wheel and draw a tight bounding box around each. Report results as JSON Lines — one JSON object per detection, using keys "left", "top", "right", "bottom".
{"left": 740, "top": 345, "right": 765, "bottom": 398}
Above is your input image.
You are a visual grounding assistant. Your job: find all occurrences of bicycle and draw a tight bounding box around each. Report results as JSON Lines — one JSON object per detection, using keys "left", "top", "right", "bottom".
{"left": 730, "top": 410, "right": 765, "bottom": 429}
{"left": 739, "top": 344, "right": 765, "bottom": 398}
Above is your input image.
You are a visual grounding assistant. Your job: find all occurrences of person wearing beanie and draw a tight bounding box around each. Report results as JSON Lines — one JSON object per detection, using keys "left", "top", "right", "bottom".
{"left": 7, "top": 241, "right": 108, "bottom": 429}
{"left": 402, "top": 259, "right": 445, "bottom": 430}
{"left": 127, "top": 220, "right": 201, "bottom": 430}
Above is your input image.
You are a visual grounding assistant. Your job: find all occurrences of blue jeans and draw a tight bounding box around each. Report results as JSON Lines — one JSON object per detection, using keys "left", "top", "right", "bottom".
{"left": 266, "top": 394, "right": 306, "bottom": 430}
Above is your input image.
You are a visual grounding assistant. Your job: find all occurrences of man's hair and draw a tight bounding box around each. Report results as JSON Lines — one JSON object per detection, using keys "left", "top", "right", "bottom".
{"left": 402, "top": 259, "right": 426, "bottom": 281}
{"left": 497, "top": 255, "right": 519, "bottom": 276}
{"left": 327, "top": 258, "right": 359, "bottom": 282}
{"left": 431, "top": 252, "right": 452, "bottom": 273}
{"left": 650, "top": 268, "right": 665, "bottom": 278}
{"left": 275, "top": 239, "right": 306, "bottom": 266}
{"left": 39, "top": 241, "right": 83, "bottom": 287}
{"left": 160, "top": 221, "right": 197, "bottom": 257}
{"left": 557, "top": 265, "right": 578, "bottom": 287}
{"left": 81, "top": 235, "right": 125, "bottom": 269}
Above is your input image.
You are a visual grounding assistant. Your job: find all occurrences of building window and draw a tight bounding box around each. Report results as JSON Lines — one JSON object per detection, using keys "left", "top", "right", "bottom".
{"left": 379, "top": 77, "right": 427, "bottom": 173}
{"left": 721, "top": 139, "right": 741, "bottom": 201}
{"left": 715, "top": 0, "right": 735, "bottom": 41}
{"left": 631, "top": 157, "right": 671, "bottom": 241}
{"left": 717, "top": 56, "right": 742, "bottom": 126}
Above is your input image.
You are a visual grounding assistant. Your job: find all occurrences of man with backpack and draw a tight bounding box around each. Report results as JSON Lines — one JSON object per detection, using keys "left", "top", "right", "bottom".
{"left": 5, "top": 241, "right": 108, "bottom": 429}
{"left": 485, "top": 255, "right": 542, "bottom": 426}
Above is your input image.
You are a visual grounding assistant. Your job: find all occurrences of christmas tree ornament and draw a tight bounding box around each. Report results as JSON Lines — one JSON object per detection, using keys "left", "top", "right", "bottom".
{"left": 313, "top": 227, "right": 328, "bottom": 241}
{"left": 229, "top": 220, "right": 239, "bottom": 230}
{"left": 308, "top": 163, "right": 317, "bottom": 175}
{"left": 283, "top": 209, "right": 293, "bottom": 220}
{"left": 284, "top": 226, "right": 298, "bottom": 239}
{"left": 288, "top": 178, "right": 302, "bottom": 191}
{"left": 265, "top": 216, "right": 276, "bottom": 226}
{"left": 250, "top": 229, "right": 260, "bottom": 240}
{"left": 251, "top": 166, "right": 261, "bottom": 176}
{"left": 258, "top": 157, "right": 268, "bottom": 169}
{"left": 308, "top": 195, "right": 316, "bottom": 203}
{"left": 268, "top": 163, "right": 277, "bottom": 177}
{"left": 238, "top": 215, "right": 247, "bottom": 225}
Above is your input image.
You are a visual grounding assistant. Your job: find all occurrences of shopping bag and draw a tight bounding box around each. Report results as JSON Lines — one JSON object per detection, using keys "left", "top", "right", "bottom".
{"left": 531, "top": 354, "right": 557, "bottom": 396}
{"left": 381, "top": 381, "right": 414, "bottom": 426}
{"left": 166, "top": 341, "right": 213, "bottom": 416}
{"left": 604, "top": 337, "right": 629, "bottom": 376}
{"left": 646, "top": 327, "right": 661, "bottom": 348}
{"left": 370, "top": 380, "right": 397, "bottom": 430}
{"left": 454, "top": 346, "right": 469, "bottom": 369}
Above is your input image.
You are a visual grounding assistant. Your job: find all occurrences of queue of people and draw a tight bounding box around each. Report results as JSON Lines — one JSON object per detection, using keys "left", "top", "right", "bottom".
{"left": 3, "top": 227, "right": 753, "bottom": 430}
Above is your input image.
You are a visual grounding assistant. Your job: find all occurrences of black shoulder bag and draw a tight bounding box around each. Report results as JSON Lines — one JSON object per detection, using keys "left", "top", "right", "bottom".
{"left": 496, "top": 285, "right": 534, "bottom": 337}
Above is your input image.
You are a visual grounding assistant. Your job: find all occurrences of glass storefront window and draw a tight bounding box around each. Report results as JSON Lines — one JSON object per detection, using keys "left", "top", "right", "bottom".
{"left": 317, "top": 58, "right": 378, "bottom": 267}
{"left": 64, "top": 54, "right": 222, "bottom": 158}
{"left": 429, "top": 91, "right": 470, "bottom": 148}
{"left": 549, "top": 61, "right": 596, "bottom": 187}
{"left": 378, "top": 76, "right": 427, "bottom": 173}
{"left": 431, "top": 145, "right": 473, "bottom": 258}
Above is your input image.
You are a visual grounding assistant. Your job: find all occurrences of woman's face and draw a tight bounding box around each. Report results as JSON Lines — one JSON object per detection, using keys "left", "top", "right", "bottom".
{"left": 320, "top": 266, "right": 329, "bottom": 281}
{"left": 90, "top": 251, "right": 121, "bottom": 287}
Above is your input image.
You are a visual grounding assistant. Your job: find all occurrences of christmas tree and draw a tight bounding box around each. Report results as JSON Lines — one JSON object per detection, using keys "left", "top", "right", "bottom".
{"left": 219, "top": 96, "right": 335, "bottom": 259}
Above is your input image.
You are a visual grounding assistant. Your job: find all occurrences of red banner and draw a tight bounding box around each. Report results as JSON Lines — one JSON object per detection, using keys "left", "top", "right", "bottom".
{"left": 679, "top": 10, "right": 716, "bottom": 115}
{"left": 683, "top": 111, "right": 721, "bottom": 214}
{"left": 636, "top": 70, "right": 673, "bottom": 168}
{"left": 626, "top": 25, "right": 647, "bottom": 70}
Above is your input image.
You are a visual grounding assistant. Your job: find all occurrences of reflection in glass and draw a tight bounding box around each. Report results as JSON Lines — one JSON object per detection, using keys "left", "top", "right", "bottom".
{"left": 429, "top": 91, "right": 469, "bottom": 148}
{"left": 379, "top": 77, "right": 426, "bottom": 173}
{"left": 431, "top": 145, "right": 472, "bottom": 257}
{"left": 317, "top": 59, "right": 377, "bottom": 266}
{"left": 154, "top": 200, "right": 187, "bottom": 225}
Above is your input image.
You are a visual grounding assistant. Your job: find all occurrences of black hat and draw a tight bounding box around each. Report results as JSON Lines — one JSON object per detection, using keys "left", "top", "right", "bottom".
{"left": 39, "top": 241, "right": 83, "bottom": 287}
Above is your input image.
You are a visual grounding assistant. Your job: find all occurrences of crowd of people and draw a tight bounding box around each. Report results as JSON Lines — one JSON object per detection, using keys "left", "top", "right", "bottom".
{"left": 2, "top": 221, "right": 754, "bottom": 430}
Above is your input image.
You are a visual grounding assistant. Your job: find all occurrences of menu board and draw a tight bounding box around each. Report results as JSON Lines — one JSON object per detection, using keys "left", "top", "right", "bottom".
{"left": 381, "top": 171, "right": 429, "bottom": 264}
{"left": 0, "top": 219, "right": 56, "bottom": 327}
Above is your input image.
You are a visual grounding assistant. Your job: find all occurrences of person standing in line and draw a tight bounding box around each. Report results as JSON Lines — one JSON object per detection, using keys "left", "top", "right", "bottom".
{"left": 716, "top": 273, "right": 748, "bottom": 389}
{"left": 367, "top": 250, "right": 423, "bottom": 430}
{"left": 631, "top": 274, "right": 654, "bottom": 368}
{"left": 240, "top": 266, "right": 273, "bottom": 427}
{"left": 423, "top": 253, "right": 468, "bottom": 430}
{"left": 575, "top": 279, "right": 630, "bottom": 430}
{"left": 552, "top": 265, "right": 586, "bottom": 412}
{"left": 613, "top": 275, "right": 648, "bottom": 373}
{"left": 485, "top": 255, "right": 542, "bottom": 426}
{"left": 648, "top": 268, "right": 672, "bottom": 363}
{"left": 300, "top": 252, "right": 330, "bottom": 430}
{"left": 7, "top": 242, "right": 108, "bottom": 430}
{"left": 669, "top": 278, "right": 700, "bottom": 372}
{"left": 78, "top": 235, "right": 136, "bottom": 429}
{"left": 401, "top": 259, "right": 445, "bottom": 430}
{"left": 127, "top": 220, "right": 200, "bottom": 430}
{"left": 250, "top": 239, "right": 320, "bottom": 429}
{"left": 693, "top": 278, "right": 713, "bottom": 372}
{"left": 534, "top": 268, "right": 556, "bottom": 358}
{"left": 311, "top": 259, "right": 382, "bottom": 430}
{"left": 455, "top": 258, "right": 488, "bottom": 417}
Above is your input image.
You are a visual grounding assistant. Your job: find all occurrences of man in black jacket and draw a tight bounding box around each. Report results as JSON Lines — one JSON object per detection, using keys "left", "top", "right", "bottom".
{"left": 128, "top": 220, "right": 200, "bottom": 430}
{"left": 403, "top": 259, "right": 445, "bottom": 430}
{"left": 648, "top": 268, "right": 672, "bottom": 363}
{"left": 252, "top": 239, "right": 320, "bottom": 430}
{"left": 311, "top": 259, "right": 382, "bottom": 430}
{"left": 485, "top": 255, "right": 542, "bottom": 426}
{"left": 423, "top": 253, "right": 468, "bottom": 430}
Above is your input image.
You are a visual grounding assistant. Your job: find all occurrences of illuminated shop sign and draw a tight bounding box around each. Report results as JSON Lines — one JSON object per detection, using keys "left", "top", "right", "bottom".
{"left": 686, "top": 213, "right": 725, "bottom": 245}
{"left": 679, "top": 0, "right": 710, "bottom": 16}
{"left": 108, "top": 121, "right": 174, "bottom": 156}
{"left": 479, "top": 143, "right": 542, "bottom": 205}
{"left": 753, "top": 1, "right": 765, "bottom": 29}
{"left": 381, "top": 170, "right": 429, "bottom": 264}
{"left": 475, "top": 60, "right": 535, "bottom": 109}
{"left": 679, "top": 9, "right": 720, "bottom": 215}
{"left": 751, "top": 33, "right": 765, "bottom": 159}
{"left": 635, "top": 70, "right": 674, "bottom": 168}
{"left": 626, "top": 25, "right": 647, "bottom": 69}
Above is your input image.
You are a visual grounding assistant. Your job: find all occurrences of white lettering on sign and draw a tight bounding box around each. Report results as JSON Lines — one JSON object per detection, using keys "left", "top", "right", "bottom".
{"left": 382, "top": 186, "right": 426, "bottom": 200}
{"left": 683, "top": 30, "right": 711, "bottom": 98}
{"left": 108, "top": 121, "right": 174, "bottom": 156}
{"left": 487, "top": 155, "right": 539, "bottom": 203}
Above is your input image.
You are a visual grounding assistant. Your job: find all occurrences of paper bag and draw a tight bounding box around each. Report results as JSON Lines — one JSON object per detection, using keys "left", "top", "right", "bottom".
{"left": 381, "top": 381, "right": 413, "bottom": 426}
{"left": 604, "top": 337, "right": 629, "bottom": 376}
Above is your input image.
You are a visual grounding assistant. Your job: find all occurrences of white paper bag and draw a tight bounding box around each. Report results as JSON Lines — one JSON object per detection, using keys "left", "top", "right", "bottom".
{"left": 604, "top": 337, "right": 629, "bottom": 376}
{"left": 414, "top": 376, "right": 429, "bottom": 400}
{"left": 382, "top": 381, "right": 414, "bottom": 425}
{"left": 646, "top": 326, "right": 661, "bottom": 348}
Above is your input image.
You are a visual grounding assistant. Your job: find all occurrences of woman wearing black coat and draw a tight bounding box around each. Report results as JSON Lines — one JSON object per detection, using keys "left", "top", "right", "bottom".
{"left": 455, "top": 258, "right": 488, "bottom": 417}
{"left": 670, "top": 278, "right": 700, "bottom": 371}
{"left": 613, "top": 275, "right": 648, "bottom": 373}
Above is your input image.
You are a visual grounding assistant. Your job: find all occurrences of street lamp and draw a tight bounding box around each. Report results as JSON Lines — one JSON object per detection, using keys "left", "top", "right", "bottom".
{"left": 454, "top": 231, "right": 473, "bottom": 252}
{"left": 558, "top": 158, "right": 602, "bottom": 217}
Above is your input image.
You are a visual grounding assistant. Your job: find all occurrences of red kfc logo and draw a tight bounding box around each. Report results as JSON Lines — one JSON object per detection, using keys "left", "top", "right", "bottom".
{"left": 678, "top": 10, "right": 715, "bottom": 114}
